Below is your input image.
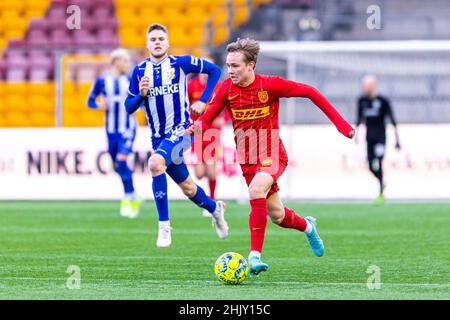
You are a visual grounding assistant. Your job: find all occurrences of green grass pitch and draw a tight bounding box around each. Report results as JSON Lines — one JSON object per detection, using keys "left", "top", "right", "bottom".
{"left": 0, "top": 200, "right": 449, "bottom": 300}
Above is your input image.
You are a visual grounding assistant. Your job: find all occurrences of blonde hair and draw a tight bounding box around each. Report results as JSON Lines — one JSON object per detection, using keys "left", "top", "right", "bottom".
{"left": 227, "top": 38, "right": 260, "bottom": 66}
{"left": 110, "top": 48, "right": 130, "bottom": 63}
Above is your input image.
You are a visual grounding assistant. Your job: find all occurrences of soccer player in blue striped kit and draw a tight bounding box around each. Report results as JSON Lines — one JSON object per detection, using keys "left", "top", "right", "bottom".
{"left": 125, "top": 24, "right": 229, "bottom": 248}
{"left": 87, "top": 48, "right": 143, "bottom": 218}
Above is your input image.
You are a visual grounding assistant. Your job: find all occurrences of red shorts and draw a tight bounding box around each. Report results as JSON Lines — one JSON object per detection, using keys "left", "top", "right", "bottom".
{"left": 240, "top": 157, "right": 288, "bottom": 198}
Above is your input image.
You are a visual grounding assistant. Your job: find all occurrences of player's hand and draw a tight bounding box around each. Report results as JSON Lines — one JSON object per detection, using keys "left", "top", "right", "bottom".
{"left": 190, "top": 101, "right": 206, "bottom": 116}
{"left": 99, "top": 100, "right": 108, "bottom": 110}
{"left": 139, "top": 76, "right": 150, "bottom": 97}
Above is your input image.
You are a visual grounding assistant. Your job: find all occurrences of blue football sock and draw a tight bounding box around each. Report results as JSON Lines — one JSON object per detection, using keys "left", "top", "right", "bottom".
{"left": 152, "top": 173, "right": 169, "bottom": 221}
{"left": 115, "top": 160, "right": 135, "bottom": 195}
{"left": 189, "top": 185, "right": 217, "bottom": 213}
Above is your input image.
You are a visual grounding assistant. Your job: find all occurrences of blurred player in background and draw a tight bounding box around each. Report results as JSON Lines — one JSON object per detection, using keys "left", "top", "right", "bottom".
{"left": 356, "top": 74, "right": 401, "bottom": 204}
{"left": 124, "top": 24, "right": 229, "bottom": 248}
{"left": 189, "top": 38, "right": 355, "bottom": 277}
{"left": 188, "top": 55, "right": 230, "bottom": 217}
{"left": 87, "top": 48, "right": 143, "bottom": 218}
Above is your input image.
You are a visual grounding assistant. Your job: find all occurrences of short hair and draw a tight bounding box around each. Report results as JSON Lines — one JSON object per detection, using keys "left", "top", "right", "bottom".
{"left": 110, "top": 48, "right": 130, "bottom": 62}
{"left": 227, "top": 38, "right": 260, "bottom": 66}
{"left": 147, "top": 23, "right": 168, "bottom": 35}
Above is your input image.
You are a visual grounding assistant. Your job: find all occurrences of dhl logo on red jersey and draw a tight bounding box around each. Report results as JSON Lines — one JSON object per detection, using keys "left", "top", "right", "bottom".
{"left": 231, "top": 106, "right": 270, "bottom": 120}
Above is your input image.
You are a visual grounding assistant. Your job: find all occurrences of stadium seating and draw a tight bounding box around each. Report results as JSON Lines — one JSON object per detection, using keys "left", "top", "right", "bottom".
{"left": 0, "top": 0, "right": 263, "bottom": 127}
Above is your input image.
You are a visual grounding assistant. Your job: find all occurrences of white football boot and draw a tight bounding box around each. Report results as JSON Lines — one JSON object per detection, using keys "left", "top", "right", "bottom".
{"left": 202, "top": 209, "right": 212, "bottom": 217}
{"left": 211, "top": 201, "right": 229, "bottom": 240}
{"left": 156, "top": 224, "right": 172, "bottom": 248}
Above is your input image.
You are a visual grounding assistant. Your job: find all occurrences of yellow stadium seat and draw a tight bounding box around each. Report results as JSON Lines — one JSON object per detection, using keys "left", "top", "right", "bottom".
{"left": 62, "top": 111, "right": 79, "bottom": 127}
{"left": 211, "top": 9, "right": 229, "bottom": 27}
{"left": 5, "top": 95, "right": 28, "bottom": 112}
{"left": 5, "top": 83, "right": 29, "bottom": 95}
{"left": 80, "top": 111, "right": 104, "bottom": 127}
{"left": 232, "top": 6, "right": 250, "bottom": 28}
{"left": 4, "top": 111, "right": 31, "bottom": 127}
{"left": 0, "top": 115, "right": 6, "bottom": 127}
{"left": 29, "top": 111, "right": 54, "bottom": 127}
{"left": 63, "top": 99, "right": 82, "bottom": 112}
{"left": 24, "top": 0, "right": 49, "bottom": 11}
{"left": 0, "top": 0, "right": 25, "bottom": 11}
{"left": 114, "top": 0, "right": 140, "bottom": 10}
{"left": 29, "top": 94, "right": 55, "bottom": 113}
{"left": 63, "top": 82, "right": 77, "bottom": 96}
{"left": 212, "top": 26, "right": 229, "bottom": 45}
{"left": 29, "top": 82, "right": 54, "bottom": 96}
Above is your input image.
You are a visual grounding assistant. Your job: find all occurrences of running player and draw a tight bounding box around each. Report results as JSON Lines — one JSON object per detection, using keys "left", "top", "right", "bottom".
{"left": 356, "top": 74, "right": 401, "bottom": 204}
{"left": 188, "top": 38, "right": 355, "bottom": 277}
{"left": 124, "top": 24, "right": 229, "bottom": 248}
{"left": 87, "top": 48, "right": 143, "bottom": 218}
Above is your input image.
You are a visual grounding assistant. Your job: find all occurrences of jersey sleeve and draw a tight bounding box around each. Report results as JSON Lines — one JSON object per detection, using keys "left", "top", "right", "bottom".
{"left": 269, "top": 76, "right": 354, "bottom": 138}
{"left": 86, "top": 76, "right": 104, "bottom": 109}
{"left": 128, "top": 65, "right": 141, "bottom": 97}
{"left": 179, "top": 55, "right": 221, "bottom": 103}
{"left": 177, "top": 55, "right": 204, "bottom": 74}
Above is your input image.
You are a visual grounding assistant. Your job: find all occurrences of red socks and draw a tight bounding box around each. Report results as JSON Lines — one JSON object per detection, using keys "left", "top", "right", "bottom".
{"left": 249, "top": 198, "right": 268, "bottom": 253}
{"left": 279, "top": 207, "right": 307, "bottom": 232}
{"left": 208, "top": 179, "right": 216, "bottom": 200}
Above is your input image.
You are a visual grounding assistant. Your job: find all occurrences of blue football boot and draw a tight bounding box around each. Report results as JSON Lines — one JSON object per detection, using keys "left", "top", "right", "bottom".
{"left": 305, "top": 216, "right": 324, "bottom": 257}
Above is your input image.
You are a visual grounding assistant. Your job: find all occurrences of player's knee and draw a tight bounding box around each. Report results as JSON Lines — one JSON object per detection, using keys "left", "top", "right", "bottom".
{"left": 270, "top": 215, "right": 284, "bottom": 225}
{"left": 148, "top": 156, "right": 165, "bottom": 176}
{"left": 248, "top": 183, "right": 266, "bottom": 199}
{"left": 268, "top": 208, "right": 284, "bottom": 225}
{"left": 180, "top": 181, "right": 197, "bottom": 198}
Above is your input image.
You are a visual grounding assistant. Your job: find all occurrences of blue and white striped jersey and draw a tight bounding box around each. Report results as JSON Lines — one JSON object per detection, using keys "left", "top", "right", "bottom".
{"left": 128, "top": 55, "right": 220, "bottom": 139}
{"left": 87, "top": 73, "right": 137, "bottom": 134}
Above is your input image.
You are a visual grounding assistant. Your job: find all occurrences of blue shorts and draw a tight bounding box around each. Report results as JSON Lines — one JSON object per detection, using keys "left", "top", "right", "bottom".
{"left": 152, "top": 125, "right": 193, "bottom": 184}
{"left": 107, "top": 130, "right": 136, "bottom": 161}
{"left": 152, "top": 125, "right": 193, "bottom": 167}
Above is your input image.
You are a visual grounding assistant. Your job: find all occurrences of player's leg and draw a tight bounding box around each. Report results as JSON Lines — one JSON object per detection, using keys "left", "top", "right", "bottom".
{"left": 148, "top": 151, "right": 172, "bottom": 247}
{"left": 205, "top": 160, "right": 217, "bottom": 200}
{"left": 267, "top": 192, "right": 324, "bottom": 257}
{"left": 247, "top": 171, "right": 273, "bottom": 277}
{"left": 367, "top": 141, "right": 385, "bottom": 203}
{"left": 166, "top": 161, "right": 229, "bottom": 240}
{"left": 108, "top": 134, "right": 131, "bottom": 217}
{"left": 116, "top": 131, "right": 143, "bottom": 218}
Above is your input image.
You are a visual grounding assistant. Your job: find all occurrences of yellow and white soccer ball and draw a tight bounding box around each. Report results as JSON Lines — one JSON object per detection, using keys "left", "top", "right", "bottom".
{"left": 214, "top": 252, "right": 248, "bottom": 285}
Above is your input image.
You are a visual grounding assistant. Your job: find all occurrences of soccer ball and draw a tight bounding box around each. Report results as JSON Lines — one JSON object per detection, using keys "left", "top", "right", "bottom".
{"left": 214, "top": 252, "right": 248, "bottom": 285}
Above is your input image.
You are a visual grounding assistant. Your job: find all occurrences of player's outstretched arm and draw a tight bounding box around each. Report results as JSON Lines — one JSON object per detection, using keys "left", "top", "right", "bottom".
{"left": 273, "top": 76, "right": 354, "bottom": 138}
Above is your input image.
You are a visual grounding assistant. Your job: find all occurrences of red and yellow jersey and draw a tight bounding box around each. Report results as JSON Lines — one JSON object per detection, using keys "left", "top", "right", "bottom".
{"left": 200, "top": 74, "right": 354, "bottom": 165}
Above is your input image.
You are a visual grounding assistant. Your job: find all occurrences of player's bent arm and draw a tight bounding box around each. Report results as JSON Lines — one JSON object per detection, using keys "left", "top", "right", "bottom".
{"left": 86, "top": 77, "right": 103, "bottom": 109}
{"left": 124, "top": 93, "right": 144, "bottom": 114}
{"left": 198, "top": 61, "right": 221, "bottom": 103}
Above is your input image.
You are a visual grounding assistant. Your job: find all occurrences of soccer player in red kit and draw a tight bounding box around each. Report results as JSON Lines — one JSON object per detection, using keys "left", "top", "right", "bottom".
{"left": 188, "top": 38, "right": 355, "bottom": 277}
{"left": 188, "top": 57, "right": 229, "bottom": 217}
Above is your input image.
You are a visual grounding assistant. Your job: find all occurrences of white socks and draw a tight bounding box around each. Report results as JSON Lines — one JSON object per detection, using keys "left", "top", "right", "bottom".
{"left": 249, "top": 250, "right": 261, "bottom": 260}
{"left": 304, "top": 220, "right": 313, "bottom": 235}
{"left": 159, "top": 220, "right": 170, "bottom": 229}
